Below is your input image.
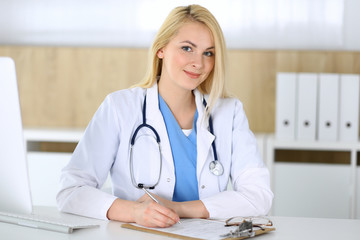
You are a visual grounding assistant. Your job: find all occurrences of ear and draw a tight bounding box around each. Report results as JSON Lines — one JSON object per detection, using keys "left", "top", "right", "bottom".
{"left": 157, "top": 49, "right": 164, "bottom": 59}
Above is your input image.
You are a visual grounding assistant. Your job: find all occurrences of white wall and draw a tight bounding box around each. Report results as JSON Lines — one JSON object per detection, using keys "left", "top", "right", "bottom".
{"left": 0, "top": 0, "right": 359, "bottom": 50}
{"left": 343, "top": 0, "right": 360, "bottom": 51}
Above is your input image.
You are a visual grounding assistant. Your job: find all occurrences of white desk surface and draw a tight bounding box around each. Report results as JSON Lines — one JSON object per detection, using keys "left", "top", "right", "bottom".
{"left": 1, "top": 206, "right": 360, "bottom": 240}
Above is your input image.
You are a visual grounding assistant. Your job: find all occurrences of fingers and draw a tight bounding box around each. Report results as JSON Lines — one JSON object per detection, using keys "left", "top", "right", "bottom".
{"left": 145, "top": 202, "right": 178, "bottom": 227}
{"left": 152, "top": 202, "right": 180, "bottom": 226}
{"left": 134, "top": 200, "right": 180, "bottom": 228}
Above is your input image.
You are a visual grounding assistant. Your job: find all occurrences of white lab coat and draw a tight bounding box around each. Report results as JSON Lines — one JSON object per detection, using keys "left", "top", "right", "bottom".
{"left": 57, "top": 82, "right": 273, "bottom": 220}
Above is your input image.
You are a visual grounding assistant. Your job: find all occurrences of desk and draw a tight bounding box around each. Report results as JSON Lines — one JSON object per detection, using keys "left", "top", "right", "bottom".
{"left": 1, "top": 207, "right": 360, "bottom": 240}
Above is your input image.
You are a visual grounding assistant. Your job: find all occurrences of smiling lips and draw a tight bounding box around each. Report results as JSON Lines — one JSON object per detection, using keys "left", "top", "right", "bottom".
{"left": 184, "top": 70, "right": 201, "bottom": 79}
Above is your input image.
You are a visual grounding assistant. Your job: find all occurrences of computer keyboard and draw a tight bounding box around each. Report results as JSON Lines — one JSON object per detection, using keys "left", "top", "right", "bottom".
{"left": 0, "top": 211, "right": 99, "bottom": 233}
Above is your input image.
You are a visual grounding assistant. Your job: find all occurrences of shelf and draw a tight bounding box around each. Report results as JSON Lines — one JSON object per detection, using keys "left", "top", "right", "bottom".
{"left": 23, "top": 128, "right": 85, "bottom": 153}
{"left": 266, "top": 134, "right": 359, "bottom": 219}
{"left": 267, "top": 134, "right": 360, "bottom": 151}
{"left": 23, "top": 128, "right": 85, "bottom": 143}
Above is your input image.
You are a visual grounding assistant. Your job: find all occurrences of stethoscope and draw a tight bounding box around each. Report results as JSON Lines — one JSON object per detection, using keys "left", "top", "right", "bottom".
{"left": 129, "top": 93, "right": 224, "bottom": 190}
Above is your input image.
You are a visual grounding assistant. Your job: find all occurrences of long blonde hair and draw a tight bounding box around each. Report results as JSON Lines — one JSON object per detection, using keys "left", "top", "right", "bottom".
{"left": 136, "top": 4, "right": 228, "bottom": 117}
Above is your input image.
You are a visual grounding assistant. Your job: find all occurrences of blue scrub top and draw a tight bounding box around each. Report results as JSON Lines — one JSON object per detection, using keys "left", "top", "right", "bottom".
{"left": 158, "top": 94, "right": 199, "bottom": 202}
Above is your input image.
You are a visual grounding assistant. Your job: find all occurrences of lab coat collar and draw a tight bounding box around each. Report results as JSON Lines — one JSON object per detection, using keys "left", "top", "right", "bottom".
{"left": 146, "top": 83, "right": 207, "bottom": 126}
{"left": 146, "top": 82, "right": 161, "bottom": 119}
{"left": 146, "top": 83, "right": 210, "bottom": 132}
{"left": 145, "top": 81, "right": 170, "bottom": 149}
{"left": 193, "top": 89, "right": 208, "bottom": 128}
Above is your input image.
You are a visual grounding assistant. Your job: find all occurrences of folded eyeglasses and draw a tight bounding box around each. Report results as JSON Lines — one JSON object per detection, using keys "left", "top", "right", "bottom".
{"left": 221, "top": 216, "right": 273, "bottom": 238}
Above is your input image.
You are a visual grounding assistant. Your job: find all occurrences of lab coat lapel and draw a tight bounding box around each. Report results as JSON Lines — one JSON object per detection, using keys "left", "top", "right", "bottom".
{"left": 145, "top": 83, "right": 175, "bottom": 174}
{"left": 194, "top": 89, "right": 215, "bottom": 177}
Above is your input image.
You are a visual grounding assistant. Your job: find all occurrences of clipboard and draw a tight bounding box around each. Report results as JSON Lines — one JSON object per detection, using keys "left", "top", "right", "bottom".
{"left": 121, "top": 218, "right": 275, "bottom": 240}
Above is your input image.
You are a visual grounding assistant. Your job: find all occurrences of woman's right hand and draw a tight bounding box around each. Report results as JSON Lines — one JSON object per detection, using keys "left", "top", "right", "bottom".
{"left": 134, "top": 197, "right": 180, "bottom": 227}
{"left": 106, "top": 197, "right": 180, "bottom": 228}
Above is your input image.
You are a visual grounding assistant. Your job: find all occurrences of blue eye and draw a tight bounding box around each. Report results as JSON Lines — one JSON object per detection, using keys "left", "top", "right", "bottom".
{"left": 182, "top": 46, "right": 192, "bottom": 52}
{"left": 204, "top": 51, "right": 214, "bottom": 57}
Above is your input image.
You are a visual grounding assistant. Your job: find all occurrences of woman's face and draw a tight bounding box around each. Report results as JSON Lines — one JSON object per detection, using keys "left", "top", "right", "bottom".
{"left": 157, "top": 21, "right": 215, "bottom": 93}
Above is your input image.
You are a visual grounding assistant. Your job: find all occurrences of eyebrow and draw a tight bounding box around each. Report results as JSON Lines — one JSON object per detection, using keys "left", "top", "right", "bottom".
{"left": 180, "top": 40, "right": 215, "bottom": 50}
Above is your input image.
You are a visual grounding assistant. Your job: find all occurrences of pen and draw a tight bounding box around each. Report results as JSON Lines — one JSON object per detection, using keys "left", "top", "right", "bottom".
{"left": 142, "top": 188, "right": 181, "bottom": 224}
{"left": 142, "top": 188, "right": 162, "bottom": 204}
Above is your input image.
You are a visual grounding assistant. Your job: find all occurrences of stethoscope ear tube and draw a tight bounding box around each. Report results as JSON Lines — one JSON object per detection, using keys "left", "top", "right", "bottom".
{"left": 130, "top": 123, "right": 161, "bottom": 145}
{"left": 129, "top": 95, "right": 162, "bottom": 190}
{"left": 130, "top": 96, "right": 161, "bottom": 145}
{"left": 129, "top": 141, "right": 162, "bottom": 190}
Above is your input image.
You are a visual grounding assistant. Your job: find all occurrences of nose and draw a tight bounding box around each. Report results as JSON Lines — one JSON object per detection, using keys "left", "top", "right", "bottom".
{"left": 191, "top": 53, "right": 203, "bottom": 69}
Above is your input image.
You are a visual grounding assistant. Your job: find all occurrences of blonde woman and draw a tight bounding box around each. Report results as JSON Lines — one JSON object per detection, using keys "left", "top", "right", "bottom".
{"left": 57, "top": 4, "right": 273, "bottom": 228}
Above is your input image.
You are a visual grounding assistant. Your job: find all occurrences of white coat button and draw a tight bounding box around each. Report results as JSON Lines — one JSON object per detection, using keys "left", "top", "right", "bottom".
{"left": 201, "top": 185, "right": 206, "bottom": 189}
{"left": 167, "top": 178, "right": 171, "bottom": 182}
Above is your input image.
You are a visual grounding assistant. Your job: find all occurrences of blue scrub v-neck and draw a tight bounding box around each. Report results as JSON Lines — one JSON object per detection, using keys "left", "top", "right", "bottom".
{"left": 158, "top": 94, "right": 199, "bottom": 201}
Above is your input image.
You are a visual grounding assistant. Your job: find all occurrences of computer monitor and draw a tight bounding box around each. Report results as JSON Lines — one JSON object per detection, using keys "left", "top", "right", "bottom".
{"left": 0, "top": 57, "right": 33, "bottom": 214}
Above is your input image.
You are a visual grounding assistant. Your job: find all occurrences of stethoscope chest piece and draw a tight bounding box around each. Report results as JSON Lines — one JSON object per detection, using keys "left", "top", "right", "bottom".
{"left": 209, "top": 160, "right": 224, "bottom": 176}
